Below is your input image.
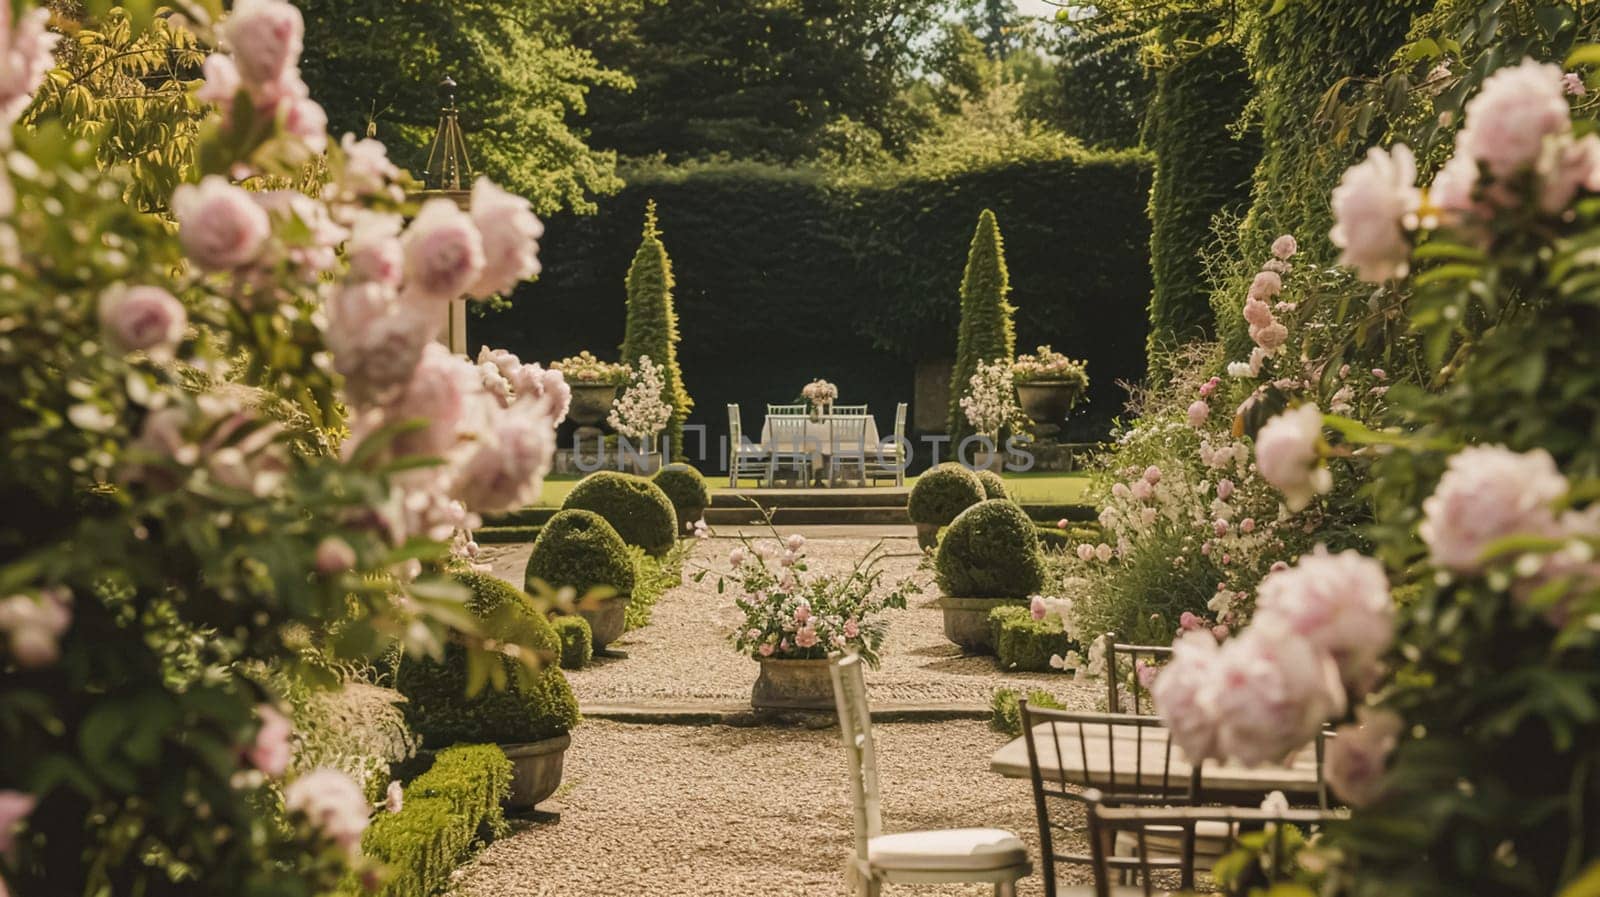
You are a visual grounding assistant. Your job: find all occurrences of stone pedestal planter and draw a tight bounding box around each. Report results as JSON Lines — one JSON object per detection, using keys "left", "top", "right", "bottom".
{"left": 625, "top": 450, "right": 663, "bottom": 475}
{"left": 937, "top": 596, "right": 1026, "bottom": 654}
{"left": 1017, "top": 382, "right": 1083, "bottom": 428}
{"left": 568, "top": 383, "right": 618, "bottom": 427}
{"left": 575, "top": 593, "right": 630, "bottom": 650}
{"left": 972, "top": 449, "right": 1006, "bottom": 474}
{"left": 501, "top": 734, "right": 571, "bottom": 811}
{"left": 750, "top": 658, "right": 835, "bottom": 711}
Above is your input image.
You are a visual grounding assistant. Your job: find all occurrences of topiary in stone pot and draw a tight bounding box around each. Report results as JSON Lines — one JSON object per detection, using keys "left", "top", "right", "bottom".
{"left": 652, "top": 463, "right": 711, "bottom": 534}
{"left": 934, "top": 499, "right": 1047, "bottom": 653}
{"left": 395, "top": 572, "right": 579, "bottom": 811}
{"left": 525, "top": 509, "right": 636, "bottom": 650}
{"left": 561, "top": 470, "right": 678, "bottom": 557}
{"left": 974, "top": 468, "right": 1008, "bottom": 501}
{"left": 907, "top": 462, "right": 986, "bottom": 549}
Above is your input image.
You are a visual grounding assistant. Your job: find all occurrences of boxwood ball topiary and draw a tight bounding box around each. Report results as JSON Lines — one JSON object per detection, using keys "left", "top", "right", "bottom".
{"left": 974, "top": 468, "right": 1008, "bottom": 501}
{"left": 525, "top": 509, "right": 637, "bottom": 598}
{"left": 396, "top": 572, "right": 580, "bottom": 748}
{"left": 561, "top": 471, "right": 678, "bottom": 556}
{"left": 936, "top": 499, "right": 1047, "bottom": 598}
{"left": 653, "top": 463, "right": 711, "bottom": 532}
{"left": 908, "top": 463, "right": 986, "bottom": 527}
{"left": 551, "top": 615, "right": 593, "bottom": 670}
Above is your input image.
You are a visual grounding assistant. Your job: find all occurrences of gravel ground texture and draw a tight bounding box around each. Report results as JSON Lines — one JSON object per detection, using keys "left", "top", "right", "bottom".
{"left": 452, "top": 719, "right": 1091, "bottom": 897}
{"left": 480, "top": 532, "right": 1100, "bottom": 709}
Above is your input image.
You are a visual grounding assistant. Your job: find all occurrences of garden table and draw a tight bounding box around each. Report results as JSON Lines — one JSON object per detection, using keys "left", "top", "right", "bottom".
{"left": 989, "top": 721, "right": 1320, "bottom": 804}
{"left": 758, "top": 413, "right": 882, "bottom": 484}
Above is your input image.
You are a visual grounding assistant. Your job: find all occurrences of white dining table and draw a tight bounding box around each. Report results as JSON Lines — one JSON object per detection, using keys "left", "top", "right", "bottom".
{"left": 758, "top": 414, "right": 883, "bottom": 481}
{"left": 989, "top": 721, "right": 1320, "bottom": 801}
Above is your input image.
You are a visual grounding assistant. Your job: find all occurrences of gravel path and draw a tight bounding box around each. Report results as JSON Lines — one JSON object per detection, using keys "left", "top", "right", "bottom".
{"left": 452, "top": 719, "right": 1089, "bottom": 897}
{"left": 481, "top": 532, "right": 1100, "bottom": 709}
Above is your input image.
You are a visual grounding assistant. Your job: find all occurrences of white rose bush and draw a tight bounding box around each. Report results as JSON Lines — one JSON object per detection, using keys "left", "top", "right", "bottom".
{"left": 1146, "top": 56, "right": 1600, "bottom": 895}
{"left": 0, "top": 1, "right": 564, "bottom": 892}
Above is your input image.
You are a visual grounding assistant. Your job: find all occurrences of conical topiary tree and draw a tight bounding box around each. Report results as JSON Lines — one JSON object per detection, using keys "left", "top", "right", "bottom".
{"left": 620, "top": 200, "right": 692, "bottom": 458}
{"left": 948, "top": 209, "right": 1016, "bottom": 440}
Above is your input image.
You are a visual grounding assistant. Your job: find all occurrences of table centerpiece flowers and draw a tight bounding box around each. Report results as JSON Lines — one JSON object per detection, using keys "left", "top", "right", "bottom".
{"left": 801, "top": 378, "right": 839, "bottom": 420}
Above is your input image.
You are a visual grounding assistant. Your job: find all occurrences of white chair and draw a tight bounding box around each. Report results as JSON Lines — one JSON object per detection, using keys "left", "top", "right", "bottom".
{"left": 766, "top": 415, "right": 812, "bottom": 486}
{"left": 828, "top": 415, "right": 868, "bottom": 486}
{"left": 832, "top": 403, "right": 870, "bottom": 416}
{"left": 865, "top": 402, "right": 908, "bottom": 487}
{"left": 767, "top": 403, "right": 809, "bottom": 416}
{"left": 728, "top": 404, "right": 769, "bottom": 488}
{"left": 829, "top": 653, "right": 1031, "bottom": 897}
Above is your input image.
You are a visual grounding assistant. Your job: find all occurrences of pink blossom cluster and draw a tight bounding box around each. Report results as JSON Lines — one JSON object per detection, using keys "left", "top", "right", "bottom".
{"left": 198, "top": 0, "right": 326, "bottom": 151}
{"left": 123, "top": 390, "right": 290, "bottom": 500}
{"left": 724, "top": 533, "right": 898, "bottom": 661}
{"left": 1255, "top": 404, "right": 1330, "bottom": 512}
{"left": 0, "top": 2, "right": 59, "bottom": 124}
{"left": 283, "top": 767, "right": 370, "bottom": 856}
{"left": 0, "top": 587, "right": 72, "bottom": 668}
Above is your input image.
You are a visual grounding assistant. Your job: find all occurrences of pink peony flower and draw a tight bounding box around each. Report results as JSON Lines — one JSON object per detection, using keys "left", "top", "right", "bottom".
{"left": 389, "top": 344, "right": 475, "bottom": 457}
{"left": 451, "top": 403, "right": 557, "bottom": 514}
{"left": 1030, "top": 595, "right": 1047, "bottom": 621}
{"left": 1420, "top": 445, "right": 1566, "bottom": 572}
{"left": 786, "top": 534, "right": 807, "bottom": 552}
{"left": 1179, "top": 611, "right": 1203, "bottom": 631}
{"left": 1239, "top": 517, "right": 1256, "bottom": 534}
{"left": 729, "top": 546, "right": 748, "bottom": 567}
{"left": 315, "top": 537, "right": 356, "bottom": 575}
{"left": 794, "top": 626, "right": 819, "bottom": 649}
{"left": 1271, "top": 234, "right": 1298, "bottom": 260}
{"left": 1254, "top": 547, "right": 1393, "bottom": 687}
{"left": 794, "top": 603, "right": 811, "bottom": 625}
{"left": 281, "top": 91, "right": 328, "bottom": 152}
{"left": 326, "top": 284, "right": 435, "bottom": 407}
{"left": 0, "top": 790, "right": 36, "bottom": 859}
{"left": 1325, "top": 707, "right": 1402, "bottom": 807}
{"left": 1216, "top": 479, "right": 1235, "bottom": 501}
{"left": 1095, "top": 543, "right": 1114, "bottom": 563}
{"left": 1212, "top": 519, "right": 1230, "bottom": 537}
{"left": 338, "top": 134, "right": 400, "bottom": 200}
{"left": 1056, "top": 518, "right": 1069, "bottom": 529}
{"left": 0, "top": 589, "right": 72, "bottom": 669}
{"left": 757, "top": 641, "right": 775, "bottom": 657}
{"left": 346, "top": 212, "right": 404, "bottom": 287}
{"left": 1130, "top": 479, "right": 1153, "bottom": 502}
{"left": 1076, "top": 543, "right": 1095, "bottom": 562}
{"left": 248, "top": 704, "right": 293, "bottom": 777}
{"left": 0, "top": 3, "right": 60, "bottom": 124}
{"left": 98, "top": 285, "right": 186, "bottom": 359}
{"left": 468, "top": 177, "right": 544, "bottom": 298}
{"left": 843, "top": 618, "right": 860, "bottom": 639}
{"left": 1536, "top": 133, "right": 1600, "bottom": 214}
{"left": 1565, "top": 71, "right": 1588, "bottom": 97}
{"left": 1210, "top": 628, "right": 1346, "bottom": 767}
{"left": 401, "top": 198, "right": 486, "bottom": 303}
{"left": 1248, "top": 271, "right": 1283, "bottom": 301}
{"left": 220, "top": 0, "right": 304, "bottom": 92}
{"left": 196, "top": 54, "right": 242, "bottom": 113}
{"left": 1255, "top": 405, "right": 1330, "bottom": 512}
{"left": 385, "top": 780, "right": 404, "bottom": 814}
{"left": 172, "top": 176, "right": 272, "bottom": 272}
{"left": 1459, "top": 59, "right": 1571, "bottom": 179}
{"left": 1143, "top": 465, "right": 1162, "bottom": 484}
{"left": 1330, "top": 144, "right": 1421, "bottom": 283}
{"left": 1111, "top": 482, "right": 1131, "bottom": 501}
{"left": 1187, "top": 400, "right": 1210, "bottom": 428}
{"left": 284, "top": 768, "right": 368, "bottom": 855}
{"left": 1242, "top": 297, "right": 1275, "bottom": 328}
{"left": 1152, "top": 630, "right": 1223, "bottom": 761}
{"left": 1250, "top": 321, "right": 1289, "bottom": 353}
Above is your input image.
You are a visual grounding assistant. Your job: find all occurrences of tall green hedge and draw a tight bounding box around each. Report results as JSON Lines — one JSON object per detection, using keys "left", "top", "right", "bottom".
{"left": 1145, "top": 38, "right": 1259, "bottom": 361}
{"left": 620, "top": 200, "right": 692, "bottom": 456}
{"left": 479, "top": 152, "right": 1152, "bottom": 451}
{"left": 948, "top": 209, "right": 1016, "bottom": 440}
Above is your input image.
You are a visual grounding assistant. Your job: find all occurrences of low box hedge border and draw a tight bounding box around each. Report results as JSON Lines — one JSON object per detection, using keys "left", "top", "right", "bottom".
{"left": 987, "top": 605, "right": 1077, "bottom": 673}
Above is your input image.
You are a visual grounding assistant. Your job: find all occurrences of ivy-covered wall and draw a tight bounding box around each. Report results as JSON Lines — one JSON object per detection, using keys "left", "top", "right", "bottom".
{"left": 479, "top": 152, "right": 1153, "bottom": 466}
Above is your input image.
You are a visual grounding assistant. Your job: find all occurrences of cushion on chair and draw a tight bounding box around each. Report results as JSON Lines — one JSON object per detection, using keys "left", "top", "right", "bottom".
{"left": 868, "top": 828, "right": 1029, "bottom": 872}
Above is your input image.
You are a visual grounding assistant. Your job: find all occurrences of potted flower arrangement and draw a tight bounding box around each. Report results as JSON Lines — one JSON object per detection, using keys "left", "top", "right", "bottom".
{"left": 1012, "top": 346, "right": 1089, "bottom": 429}
{"left": 553, "top": 351, "right": 632, "bottom": 427}
{"left": 959, "top": 359, "right": 1023, "bottom": 472}
{"left": 801, "top": 378, "right": 839, "bottom": 421}
{"left": 714, "top": 534, "right": 916, "bottom": 709}
{"left": 607, "top": 355, "right": 673, "bottom": 472}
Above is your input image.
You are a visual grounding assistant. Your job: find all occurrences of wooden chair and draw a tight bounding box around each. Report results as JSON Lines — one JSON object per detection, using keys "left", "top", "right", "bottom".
{"left": 766, "top": 415, "right": 812, "bottom": 486}
{"left": 829, "top": 654, "right": 1031, "bottom": 897}
{"left": 864, "top": 402, "right": 908, "bottom": 487}
{"left": 1103, "top": 635, "right": 1173, "bottom": 716}
{"left": 727, "top": 404, "right": 769, "bottom": 488}
{"left": 767, "top": 403, "right": 808, "bottom": 416}
{"left": 1020, "top": 704, "right": 1211, "bottom": 897}
{"left": 1085, "top": 798, "right": 1347, "bottom": 897}
{"left": 828, "top": 415, "right": 869, "bottom": 486}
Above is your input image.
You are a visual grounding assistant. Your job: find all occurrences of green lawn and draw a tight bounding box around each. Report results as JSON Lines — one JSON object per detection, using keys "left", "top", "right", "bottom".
{"left": 533, "top": 470, "right": 1092, "bottom": 506}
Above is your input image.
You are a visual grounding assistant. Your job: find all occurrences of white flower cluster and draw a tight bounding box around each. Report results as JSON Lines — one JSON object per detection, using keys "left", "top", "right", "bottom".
{"left": 608, "top": 355, "right": 673, "bottom": 442}
{"left": 960, "top": 358, "right": 1019, "bottom": 437}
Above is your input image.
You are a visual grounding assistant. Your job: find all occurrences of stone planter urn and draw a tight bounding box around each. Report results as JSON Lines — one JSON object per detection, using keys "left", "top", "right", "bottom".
{"left": 936, "top": 596, "right": 1027, "bottom": 654}
{"left": 1017, "top": 382, "right": 1083, "bottom": 429}
{"left": 567, "top": 383, "right": 618, "bottom": 427}
{"left": 625, "top": 451, "right": 663, "bottom": 475}
{"left": 575, "top": 593, "right": 630, "bottom": 650}
{"left": 750, "top": 657, "right": 835, "bottom": 711}
{"left": 972, "top": 446, "right": 1006, "bottom": 474}
{"left": 501, "top": 734, "right": 571, "bottom": 811}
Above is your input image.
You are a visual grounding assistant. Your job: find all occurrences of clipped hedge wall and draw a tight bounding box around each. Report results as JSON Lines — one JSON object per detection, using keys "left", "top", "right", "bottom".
{"left": 482, "top": 152, "right": 1152, "bottom": 450}
{"left": 988, "top": 605, "right": 1076, "bottom": 673}
{"left": 353, "top": 744, "right": 512, "bottom": 897}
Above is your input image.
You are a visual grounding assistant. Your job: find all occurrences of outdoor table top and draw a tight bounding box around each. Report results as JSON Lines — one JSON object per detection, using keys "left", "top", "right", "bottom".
{"left": 758, "top": 413, "right": 882, "bottom": 451}
{"left": 989, "top": 721, "right": 1320, "bottom": 798}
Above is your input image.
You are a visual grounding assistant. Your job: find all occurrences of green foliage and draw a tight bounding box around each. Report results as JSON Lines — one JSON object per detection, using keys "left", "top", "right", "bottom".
{"left": 550, "top": 615, "right": 593, "bottom": 670}
{"left": 974, "top": 468, "right": 1008, "bottom": 501}
{"left": 1024, "top": 16, "right": 1153, "bottom": 150}
{"left": 624, "top": 541, "right": 687, "bottom": 630}
{"left": 619, "top": 201, "right": 692, "bottom": 454}
{"left": 487, "top": 150, "right": 1151, "bottom": 441}
{"left": 948, "top": 208, "right": 1016, "bottom": 439}
{"left": 294, "top": 0, "right": 629, "bottom": 215}
{"left": 1145, "top": 38, "right": 1259, "bottom": 360}
{"left": 907, "top": 462, "right": 986, "bottom": 526}
{"left": 989, "top": 686, "right": 1063, "bottom": 737}
{"left": 560, "top": 471, "right": 679, "bottom": 556}
{"left": 289, "top": 683, "right": 419, "bottom": 804}
{"left": 988, "top": 605, "right": 1075, "bottom": 673}
{"left": 396, "top": 573, "right": 579, "bottom": 748}
{"left": 524, "top": 509, "right": 637, "bottom": 598}
{"left": 652, "top": 462, "right": 710, "bottom": 530}
{"left": 935, "top": 499, "right": 1046, "bottom": 598}
{"left": 351, "top": 744, "right": 513, "bottom": 897}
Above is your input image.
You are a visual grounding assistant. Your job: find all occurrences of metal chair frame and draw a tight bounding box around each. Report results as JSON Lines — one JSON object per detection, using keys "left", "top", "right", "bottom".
{"left": 1103, "top": 635, "right": 1174, "bottom": 716}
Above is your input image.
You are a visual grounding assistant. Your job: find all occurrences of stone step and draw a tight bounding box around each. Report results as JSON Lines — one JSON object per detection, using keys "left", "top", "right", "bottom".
{"left": 705, "top": 505, "right": 910, "bottom": 526}
{"left": 710, "top": 488, "right": 911, "bottom": 509}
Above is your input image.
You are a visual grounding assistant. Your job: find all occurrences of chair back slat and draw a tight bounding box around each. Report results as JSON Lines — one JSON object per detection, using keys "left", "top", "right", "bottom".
{"left": 829, "top": 653, "right": 882, "bottom": 861}
{"left": 767, "top": 403, "right": 807, "bottom": 416}
{"left": 893, "top": 402, "right": 907, "bottom": 440}
{"left": 1104, "top": 633, "right": 1174, "bottom": 716}
{"left": 769, "top": 415, "right": 810, "bottom": 452}
{"left": 829, "top": 416, "right": 867, "bottom": 452}
{"left": 831, "top": 403, "right": 869, "bottom": 416}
